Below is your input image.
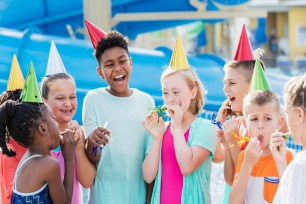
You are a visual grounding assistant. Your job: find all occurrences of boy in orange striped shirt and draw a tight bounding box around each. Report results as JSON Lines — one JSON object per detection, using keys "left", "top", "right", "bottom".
{"left": 229, "top": 90, "right": 293, "bottom": 203}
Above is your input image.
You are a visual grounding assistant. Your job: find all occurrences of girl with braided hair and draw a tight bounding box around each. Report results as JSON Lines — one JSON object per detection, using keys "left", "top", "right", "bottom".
{"left": 0, "top": 100, "right": 79, "bottom": 204}
{"left": 0, "top": 90, "right": 27, "bottom": 204}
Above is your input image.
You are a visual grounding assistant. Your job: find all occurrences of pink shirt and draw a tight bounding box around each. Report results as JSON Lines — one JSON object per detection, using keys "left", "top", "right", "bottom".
{"left": 160, "top": 125, "right": 190, "bottom": 204}
{"left": 51, "top": 151, "right": 82, "bottom": 204}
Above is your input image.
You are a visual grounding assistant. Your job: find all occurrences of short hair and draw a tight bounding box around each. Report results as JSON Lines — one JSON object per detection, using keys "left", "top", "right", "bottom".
{"left": 161, "top": 68, "right": 205, "bottom": 115}
{"left": 0, "top": 101, "right": 47, "bottom": 157}
{"left": 41, "top": 73, "right": 74, "bottom": 99}
{"left": 224, "top": 60, "right": 265, "bottom": 83}
{"left": 284, "top": 75, "right": 306, "bottom": 108}
{"left": 243, "top": 90, "right": 280, "bottom": 116}
{"left": 95, "top": 31, "right": 129, "bottom": 66}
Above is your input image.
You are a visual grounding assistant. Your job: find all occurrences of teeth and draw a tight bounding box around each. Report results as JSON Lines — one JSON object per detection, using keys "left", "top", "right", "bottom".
{"left": 114, "top": 75, "right": 124, "bottom": 79}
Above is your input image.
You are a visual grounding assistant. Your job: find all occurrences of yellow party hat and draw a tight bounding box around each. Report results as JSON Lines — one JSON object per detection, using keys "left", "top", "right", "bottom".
{"left": 6, "top": 54, "right": 25, "bottom": 91}
{"left": 169, "top": 37, "right": 189, "bottom": 70}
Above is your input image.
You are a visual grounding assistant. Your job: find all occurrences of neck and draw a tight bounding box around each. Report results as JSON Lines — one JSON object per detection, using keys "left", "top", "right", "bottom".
{"left": 59, "top": 122, "right": 70, "bottom": 132}
{"left": 107, "top": 87, "right": 133, "bottom": 97}
{"left": 27, "top": 145, "right": 51, "bottom": 156}
{"left": 181, "top": 112, "right": 196, "bottom": 130}
{"left": 261, "top": 147, "right": 272, "bottom": 157}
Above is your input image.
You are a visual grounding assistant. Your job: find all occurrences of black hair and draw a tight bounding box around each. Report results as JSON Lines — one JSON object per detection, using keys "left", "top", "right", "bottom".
{"left": 0, "top": 90, "right": 22, "bottom": 105}
{"left": 41, "top": 73, "right": 74, "bottom": 99}
{"left": 0, "top": 100, "right": 47, "bottom": 157}
{"left": 94, "top": 31, "right": 129, "bottom": 66}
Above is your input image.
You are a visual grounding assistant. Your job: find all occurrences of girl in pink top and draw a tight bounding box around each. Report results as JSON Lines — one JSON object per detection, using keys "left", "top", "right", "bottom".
{"left": 142, "top": 50, "right": 217, "bottom": 204}
{"left": 41, "top": 73, "right": 96, "bottom": 204}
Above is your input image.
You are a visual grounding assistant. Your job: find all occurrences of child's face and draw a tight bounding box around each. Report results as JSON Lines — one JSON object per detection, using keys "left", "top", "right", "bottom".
{"left": 245, "top": 102, "right": 282, "bottom": 151}
{"left": 43, "top": 105, "right": 61, "bottom": 149}
{"left": 97, "top": 47, "right": 132, "bottom": 97}
{"left": 284, "top": 94, "right": 303, "bottom": 144}
{"left": 162, "top": 72, "right": 196, "bottom": 113}
{"left": 223, "top": 67, "right": 250, "bottom": 112}
{"left": 44, "top": 78, "right": 77, "bottom": 126}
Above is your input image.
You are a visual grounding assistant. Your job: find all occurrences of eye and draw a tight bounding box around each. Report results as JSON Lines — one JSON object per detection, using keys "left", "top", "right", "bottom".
{"left": 70, "top": 96, "right": 76, "bottom": 100}
{"left": 162, "top": 92, "right": 168, "bottom": 95}
{"left": 250, "top": 118, "right": 258, "bottom": 121}
{"left": 174, "top": 91, "right": 179, "bottom": 95}
{"left": 266, "top": 117, "right": 272, "bottom": 121}
{"left": 105, "top": 64, "right": 113, "bottom": 68}
{"left": 120, "top": 60, "right": 128, "bottom": 64}
{"left": 56, "top": 97, "right": 64, "bottom": 100}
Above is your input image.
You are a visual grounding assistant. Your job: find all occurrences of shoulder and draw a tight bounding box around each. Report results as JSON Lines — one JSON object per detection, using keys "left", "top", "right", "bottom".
{"left": 191, "top": 118, "right": 215, "bottom": 131}
{"left": 133, "top": 89, "right": 154, "bottom": 100}
{"left": 85, "top": 88, "right": 106, "bottom": 99}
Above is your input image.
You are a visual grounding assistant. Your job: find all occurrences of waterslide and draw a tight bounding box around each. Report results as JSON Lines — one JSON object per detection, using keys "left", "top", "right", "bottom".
{"left": 0, "top": 0, "right": 288, "bottom": 122}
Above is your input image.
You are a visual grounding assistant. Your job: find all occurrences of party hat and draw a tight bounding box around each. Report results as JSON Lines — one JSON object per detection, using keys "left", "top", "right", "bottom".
{"left": 169, "top": 37, "right": 189, "bottom": 70}
{"left": 20, "top": 62, "right": 43, "bottom": 103}
{"left": 6, "top": 54, "right": 25, "bottom": 91}
{"left": 46, "top": 41, "right": 67, "bottom": 75}
{"left": 84, "top": 19, "right": 106, "bottom": 49}
{"left": 233, "top": 24, "right": 254, "bottom": 61}
{"left": 249, "top": 49, "right": 271, "bottom": 92}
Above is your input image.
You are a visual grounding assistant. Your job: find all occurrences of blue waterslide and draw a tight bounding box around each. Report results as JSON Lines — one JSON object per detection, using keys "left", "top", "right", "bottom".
{"left": 0, "top": 27, "right": 228, "bottom": 122}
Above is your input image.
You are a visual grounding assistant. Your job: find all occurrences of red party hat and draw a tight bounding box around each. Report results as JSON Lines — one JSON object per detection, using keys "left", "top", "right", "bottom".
{"left": 84, "top": 19, "right": 106, "bottom": 49}
{"left": 233, "top": 24, "right": 254, "bottom": 61}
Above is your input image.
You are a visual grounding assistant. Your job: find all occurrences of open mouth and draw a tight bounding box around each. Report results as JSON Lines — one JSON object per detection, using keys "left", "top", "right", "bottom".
{"left": 257, "top": 135, "right": 264, "bottom": 143}
{"left": 113, "top": 74, "right": 125, "bottom": 82}
{"left": 61, "top": 109, "right": 73, "bottom": 115}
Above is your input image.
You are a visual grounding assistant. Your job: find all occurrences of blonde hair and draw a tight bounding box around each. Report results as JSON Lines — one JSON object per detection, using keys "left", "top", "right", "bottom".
{"left": 243, "top": 90, "right": 280, "bottom": 116}
{"left": 284, "top": 75, "right": 306, "bottom": 108}
{"left": 161, "top": 68, "right": 205, "bottom": 115}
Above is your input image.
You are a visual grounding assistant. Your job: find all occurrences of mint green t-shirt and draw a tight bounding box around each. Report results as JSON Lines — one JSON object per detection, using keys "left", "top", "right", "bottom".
{"left": 83, "top": 87, "right": 154, "bottom": 204}
{"left": 147, "top": 118, "right": 217, "bottom": 204}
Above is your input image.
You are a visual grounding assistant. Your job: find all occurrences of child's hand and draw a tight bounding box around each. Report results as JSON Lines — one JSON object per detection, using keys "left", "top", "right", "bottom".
{"left": 167, "top": 99, "right": 185, "bottom": 133}
{"left": 217, "top": 99, "right": 232, "bottom": 123}
{"left": 60, "top": 129, "right": 80, "bottom": 161}
{"left": 143, "top": 111, "right": 165, "bottom": 141}
{"left": 244, "top": 138, "right": 263, "bottom": 166}
{"left": 222, "top": 116, "right": 239, "bottom": 147}
{"left": 270, "top": 132, "right": 286, "bottom": 163}
{"left": 69, "top": 120, "right": 85, "bottom": 149}
{"left": 216, "top": 129, "right": 226, "bottom": 146}
{"left": 88, "top": 125, "right": 111, "bottom": 148}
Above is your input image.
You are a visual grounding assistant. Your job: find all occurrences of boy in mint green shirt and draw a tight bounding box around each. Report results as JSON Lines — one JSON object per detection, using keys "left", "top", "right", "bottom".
{"left": 83, "top": 31, "right": 154, "bottom": 203}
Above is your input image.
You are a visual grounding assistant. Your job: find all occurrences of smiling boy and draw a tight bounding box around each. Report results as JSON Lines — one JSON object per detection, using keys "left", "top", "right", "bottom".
{"left": 83, "top": 31, "right": 154, "bottom": 203}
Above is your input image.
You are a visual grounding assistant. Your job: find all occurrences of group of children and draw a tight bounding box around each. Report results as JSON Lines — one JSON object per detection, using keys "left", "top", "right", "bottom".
{"left": 0, "top": 20, "right": 305, "bottom": 204}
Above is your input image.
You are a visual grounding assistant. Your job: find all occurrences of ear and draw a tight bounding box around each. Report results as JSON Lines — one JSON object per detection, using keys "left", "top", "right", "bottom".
{"left": 296, "top": 107, "right": 305, "bottom": 123}
{"left": 38, "top": 122, "right": 48, "bottom": 136}
{"left": 96, "top": 67, "right": 105, "bottom": 79}
{"left": 190, "top": 87, "right": 198, "bottom": 99}
{"left": 42, "top": 97, "right": 47, "bottom": 103}
{"left": 277, "top": 115, "right": 285, "bottom": 131}
{"left": 129, "top": 57, "right": 133, "bottom": 69}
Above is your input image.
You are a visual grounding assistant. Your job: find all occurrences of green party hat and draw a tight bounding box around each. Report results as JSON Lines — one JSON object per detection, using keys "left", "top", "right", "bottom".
{"left": 20, "top": 62, "right": 43, "bottom": 103}
{"left": 249, "top": 49, "right": 272, "bottom": 92}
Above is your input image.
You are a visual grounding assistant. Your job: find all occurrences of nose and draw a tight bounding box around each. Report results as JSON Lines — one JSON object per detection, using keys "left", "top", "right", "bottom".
{"left": 63, "top": 99, "right": 71, "bottom": 107}
{"left": 258, "top": 121, "right": 264, "bottom": 130}
{"left": 223, "top": 84, "right": 229, "bottom": 94}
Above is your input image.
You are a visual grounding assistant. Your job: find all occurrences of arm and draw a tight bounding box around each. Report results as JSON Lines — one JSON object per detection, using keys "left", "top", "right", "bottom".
{"left": 173, "top": 133, "right": 210, "bottom": 175}
{"left": 46, "top": 157, "right": 71, "bottom": 204}
{"left": 212, "top": 101, "right": 232, "bottom": 163}
{"left": 229, "top": 139, "right": 262, "bottom": 203}
{"left": 69, "top": 121, "right": 96, "bottom": 188}
{"left": 224, "top": 147, "right": 235, "bottom": 185}
{"left": 142, "top": 111, "right": 165, "bottom": 183}
{"left": 270, "top": 132, "right": 288, "bottom": 178}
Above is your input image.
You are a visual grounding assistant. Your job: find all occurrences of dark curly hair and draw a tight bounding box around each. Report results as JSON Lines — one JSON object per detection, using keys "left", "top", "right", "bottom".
{"left": 0, "top": 100, "right": 47, "bottom": 157}
{"left": 41, "top": 73, "right": 74, "bottom": 99}
{"left": 95, "top": 31, "right": 129, "bottom": 66}
{"left": 0, "top": 90, "right": 22, "bottom": 105}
